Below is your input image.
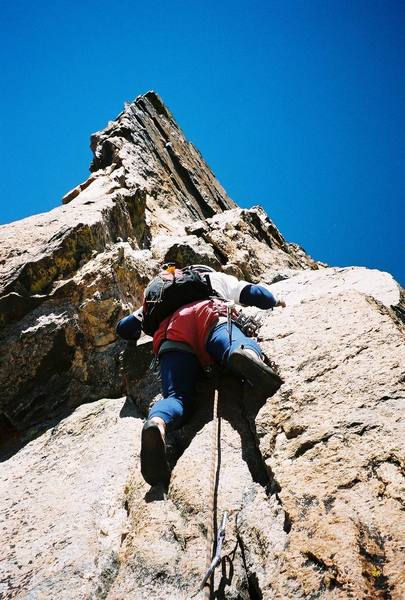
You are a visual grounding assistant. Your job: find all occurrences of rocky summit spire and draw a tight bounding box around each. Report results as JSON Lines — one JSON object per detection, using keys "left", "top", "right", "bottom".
{"left": 88, "top": 91, "right": 235, "bottom": 221}
{"left": 0, "top": 92, "right": 404, "bottom": 600}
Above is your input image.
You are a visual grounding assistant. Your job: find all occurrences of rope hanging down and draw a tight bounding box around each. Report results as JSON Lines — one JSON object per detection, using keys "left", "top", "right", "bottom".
{"left": 198, "top": 388, "right": 228, "bottom": 599}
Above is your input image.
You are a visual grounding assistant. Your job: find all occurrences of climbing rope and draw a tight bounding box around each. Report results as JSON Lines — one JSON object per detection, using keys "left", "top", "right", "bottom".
{"left": 196, "top": 387, "right": 228, "bottom": 599}
{"left": 202, "top": 387, "right": 219, "bottom": 598}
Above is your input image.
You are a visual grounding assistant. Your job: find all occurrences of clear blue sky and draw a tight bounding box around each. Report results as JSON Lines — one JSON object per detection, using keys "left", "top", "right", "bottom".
{"left": 1, "top": 1, "right": 404, "bottom": 284}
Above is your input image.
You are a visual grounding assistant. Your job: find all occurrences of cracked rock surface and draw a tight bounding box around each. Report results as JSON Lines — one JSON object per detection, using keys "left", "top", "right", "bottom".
{"left": 254, "top": 288, "right": 404, "bottom": 598}
{"left": 0, "top": 398, "right": 141, "bottom": 599}
{"left": 0, "top": 92, "right": 404, "bottom": 599}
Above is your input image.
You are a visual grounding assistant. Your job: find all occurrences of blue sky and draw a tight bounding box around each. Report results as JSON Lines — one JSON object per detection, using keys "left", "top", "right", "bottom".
{"left": 1, "top": 1, "right": 404, "bottom": 284}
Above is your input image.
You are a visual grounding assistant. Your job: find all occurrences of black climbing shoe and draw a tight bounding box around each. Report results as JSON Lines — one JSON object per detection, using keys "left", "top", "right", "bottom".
{"left": 228, "top": 348, "right": 283, "bottom": 396}
{"left": 140, "top": 420, "right": 170, "bottom": 487}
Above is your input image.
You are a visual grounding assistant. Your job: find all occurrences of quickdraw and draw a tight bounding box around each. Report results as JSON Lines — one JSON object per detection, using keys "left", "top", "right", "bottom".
{"left": 199, "top": 511, "right": 228, "bottom": 593}
{"left": 233, "top": 309, "right": 264, "bottom": 338}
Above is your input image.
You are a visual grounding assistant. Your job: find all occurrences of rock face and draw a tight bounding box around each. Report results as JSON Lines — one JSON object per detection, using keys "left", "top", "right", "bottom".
{"left": 0, "top": 92, "right": 404, "bottom": 600}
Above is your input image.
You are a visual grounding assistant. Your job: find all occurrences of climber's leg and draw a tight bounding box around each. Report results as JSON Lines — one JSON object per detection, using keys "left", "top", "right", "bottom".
{"left": 206, "top": 322, "right": 262, "bottom": 365}
{"left": 141, "top": 351, "right": 199, "bottom": 486}
{"left": 206, "top": 322, "right": 283, "bottom": 396}
{"left": 149, "top": 350, "right": 200, "bottom": 431}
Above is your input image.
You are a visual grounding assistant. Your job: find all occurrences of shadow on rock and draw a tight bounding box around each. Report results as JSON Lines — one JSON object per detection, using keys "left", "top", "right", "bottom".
{"left": 169, "top": 370, "right": 274, "bottom": 491}
{"left": 0, "top": 406, "right": 80, "bottom": 463}
{"left": 119, "top": 395, "right": 142, "bottom": 419}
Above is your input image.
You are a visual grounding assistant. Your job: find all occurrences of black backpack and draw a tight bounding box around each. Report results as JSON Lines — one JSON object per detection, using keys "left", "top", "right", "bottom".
{"left": 142, "top": 267, "right": 218, "bottom": 336}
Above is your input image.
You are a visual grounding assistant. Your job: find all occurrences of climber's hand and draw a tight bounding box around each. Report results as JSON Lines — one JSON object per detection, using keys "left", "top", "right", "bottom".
{"left": 275, "top": 298, "right": 286, "bottom": 308}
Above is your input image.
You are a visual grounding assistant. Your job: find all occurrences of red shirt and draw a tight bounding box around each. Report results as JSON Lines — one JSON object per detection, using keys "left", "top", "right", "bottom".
{"left": 153, "top": 299, "right": 229, "bottom": 366}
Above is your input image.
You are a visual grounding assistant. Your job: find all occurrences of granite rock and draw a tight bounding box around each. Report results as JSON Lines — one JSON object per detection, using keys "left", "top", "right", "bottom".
{"left": 0, "top": 92, "right": 404, "bottom": 600}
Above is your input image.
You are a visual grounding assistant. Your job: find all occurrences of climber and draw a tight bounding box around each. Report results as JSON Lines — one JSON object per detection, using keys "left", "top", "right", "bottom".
{"left": 116, "top": 264, "right": 286, "bottom": 487}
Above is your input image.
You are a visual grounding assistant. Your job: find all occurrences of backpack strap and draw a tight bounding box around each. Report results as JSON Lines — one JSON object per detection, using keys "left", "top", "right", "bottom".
{"left": 204, "top": 273, "right": 214, "bottom": 296}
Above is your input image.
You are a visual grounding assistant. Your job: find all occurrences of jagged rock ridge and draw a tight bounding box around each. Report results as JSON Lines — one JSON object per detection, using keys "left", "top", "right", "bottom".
{"left": 0, "top": 92, "right": 404, "bottom": 600}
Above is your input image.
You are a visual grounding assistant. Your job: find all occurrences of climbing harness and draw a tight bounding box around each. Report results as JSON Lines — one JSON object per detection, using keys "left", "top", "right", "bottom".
{"left": 197, "top": 387, "right": 228, "bottom": 599}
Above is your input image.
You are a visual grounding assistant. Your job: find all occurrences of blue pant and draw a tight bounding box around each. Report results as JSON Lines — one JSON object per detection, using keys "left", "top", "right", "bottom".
{"left": 148, "top": 323, "right": 261, "bottom": 431}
